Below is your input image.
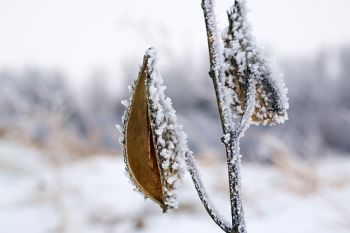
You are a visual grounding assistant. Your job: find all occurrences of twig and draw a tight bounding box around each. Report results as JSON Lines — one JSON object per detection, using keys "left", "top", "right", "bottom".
{"left": 188, "top": 1, "right": 257, "bottom": 233}
{"left": 185, "top": 151, "right": 232, "bottom": 232}
{"left": 226, "top": 73, "right": 256, "bottom": 233}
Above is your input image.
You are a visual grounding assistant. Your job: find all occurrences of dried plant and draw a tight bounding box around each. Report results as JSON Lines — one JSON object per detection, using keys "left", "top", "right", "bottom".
{"left": 118, "top": 50, "right": 187, "bottom": 212}
{"left": 117, "top": 0, "right": 289, "bottom": 232}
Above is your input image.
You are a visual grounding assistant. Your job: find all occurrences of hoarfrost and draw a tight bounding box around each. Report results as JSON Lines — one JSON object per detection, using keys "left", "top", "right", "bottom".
{"left": 117, "top": 48, "right": 188, "bottom": 211}
{"left": 222, "top": 0, "right": 289, "bottom": 125}
{"left": 202, "top": 0, "right": 235, "bottom": 132}
{"left": 145, "top": 48, "right": 187, "bottom": 210}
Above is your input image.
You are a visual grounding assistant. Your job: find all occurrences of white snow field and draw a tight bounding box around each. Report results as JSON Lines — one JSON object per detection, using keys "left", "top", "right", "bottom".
{"left": 1, "top": 139, "right": 350, "bottom": 233}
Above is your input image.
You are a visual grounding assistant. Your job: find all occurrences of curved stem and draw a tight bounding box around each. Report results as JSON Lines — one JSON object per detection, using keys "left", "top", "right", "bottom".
{"left": 185, "top": 76, "right": 255, "bottom": 233}
{"left": 185, "top": 151, "right": 232, "bottom": 232}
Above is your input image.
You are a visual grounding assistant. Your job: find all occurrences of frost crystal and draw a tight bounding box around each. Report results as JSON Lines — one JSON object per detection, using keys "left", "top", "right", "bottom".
{"left": 145, "top": 48, "right": 187, "bottom": 210}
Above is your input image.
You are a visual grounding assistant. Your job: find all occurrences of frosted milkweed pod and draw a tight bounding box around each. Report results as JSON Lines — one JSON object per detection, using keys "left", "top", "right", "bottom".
{"left": 118, "top": 48, "right": 187, "bottom": 212}
{"left": 222, "top": 0, "right": 289, "bottom": 125}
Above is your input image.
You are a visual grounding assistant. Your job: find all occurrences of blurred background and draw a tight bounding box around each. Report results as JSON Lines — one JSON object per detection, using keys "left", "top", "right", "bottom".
{"left": 0, "top": 0, "right": 349, "bottom": 232}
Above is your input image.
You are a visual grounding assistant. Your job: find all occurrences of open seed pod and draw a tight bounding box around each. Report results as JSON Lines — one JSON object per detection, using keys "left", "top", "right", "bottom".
{"left": 117, "top": 48, "right": 187, "bottom": 212}
{"left": 222, "top": 0, "right": 289, "bottom": 125}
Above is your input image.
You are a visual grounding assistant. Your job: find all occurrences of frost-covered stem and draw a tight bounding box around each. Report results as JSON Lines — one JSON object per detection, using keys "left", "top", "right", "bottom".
{"left": 200, "top": 1, "right": 237, "bottom": 232}
{"left": 201, "top": 0, "right": 232, "bottom": 132}
{"left": 185, "top": 151, "right": 232, "bottom": 232}
{"left": 227, "top": 74, "right": 256, "bottom": 233}
{"left": 201, "top": 1, "right": 256, "bottom": 233}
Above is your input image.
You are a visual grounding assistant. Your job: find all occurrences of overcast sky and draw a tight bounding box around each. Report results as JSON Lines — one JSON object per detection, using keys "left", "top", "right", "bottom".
{"left": 0, "top": 0, "right": 349, "bottom": 86}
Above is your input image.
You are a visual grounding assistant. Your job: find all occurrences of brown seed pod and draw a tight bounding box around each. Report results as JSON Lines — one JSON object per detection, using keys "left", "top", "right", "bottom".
{"left": 118, "top": 48, "right": 187, "bottom": 212}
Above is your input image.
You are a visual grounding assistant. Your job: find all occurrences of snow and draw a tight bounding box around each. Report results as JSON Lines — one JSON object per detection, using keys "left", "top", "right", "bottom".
{"left": 1, "top": 140, "right": 350, "bottom": 233}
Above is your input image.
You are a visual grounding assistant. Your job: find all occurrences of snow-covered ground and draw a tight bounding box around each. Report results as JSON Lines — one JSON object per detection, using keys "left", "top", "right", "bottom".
{"left": 1, "top": 140, "right": 350, "bottom": 233}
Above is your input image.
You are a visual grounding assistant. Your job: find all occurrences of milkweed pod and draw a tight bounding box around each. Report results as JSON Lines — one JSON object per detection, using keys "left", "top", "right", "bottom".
{"left": 118, "top": 48, "right": 187, "bottom": 212}
{"left": 222, "top": 0, "right": 289, "bottom": 125}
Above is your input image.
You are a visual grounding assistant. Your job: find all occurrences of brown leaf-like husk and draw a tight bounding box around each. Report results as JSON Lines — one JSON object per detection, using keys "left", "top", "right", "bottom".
{"left": 120, "top": 49, "right": 186, "bottom": 212}
{"left": 125, "top": 56, "right": 165, "bottom": 209}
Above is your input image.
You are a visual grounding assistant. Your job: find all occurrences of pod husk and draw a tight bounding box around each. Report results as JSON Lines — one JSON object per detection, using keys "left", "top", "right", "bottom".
{"left": 119, "top": 48, "right": 186, "bottom": 212}
{"left": 223, "top": 67, "right": 287, "bottom": 125}
{"left": 222, "top": 1, "right": 288, "bottom": 125}
{"left": 124, "top": 55, "right": 165, "bottom": 209}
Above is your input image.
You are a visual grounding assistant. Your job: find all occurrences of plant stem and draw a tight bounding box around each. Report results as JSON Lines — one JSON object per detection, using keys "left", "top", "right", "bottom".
{"left": 226, "top": 76, "right": 256, "bottom": 233}
{"left": 201, "top": 1, "right": 231, "bottom": 132}
{"left": 198, "top": 1, "right": 257, "bottom": 233}
{"left": 185, "top": 152, "right": 232, "bottom": 232}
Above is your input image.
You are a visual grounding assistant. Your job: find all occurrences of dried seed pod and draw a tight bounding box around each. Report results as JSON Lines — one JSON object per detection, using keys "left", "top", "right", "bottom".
{"left": 118, "top": 48, "right": 187, "bottom": 212}
{"left": 222, "top": 0, "right": 289, "bottom": 125}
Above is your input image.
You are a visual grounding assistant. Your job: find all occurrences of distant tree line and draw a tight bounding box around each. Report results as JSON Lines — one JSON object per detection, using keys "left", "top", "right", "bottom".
{"left": 0, "top": 47, "right": 349, "bottom": 158}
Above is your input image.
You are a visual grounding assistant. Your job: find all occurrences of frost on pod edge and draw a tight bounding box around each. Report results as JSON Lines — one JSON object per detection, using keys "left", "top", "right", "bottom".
{"left": 117, "top": 48, "right": 188, "bottom": 212}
